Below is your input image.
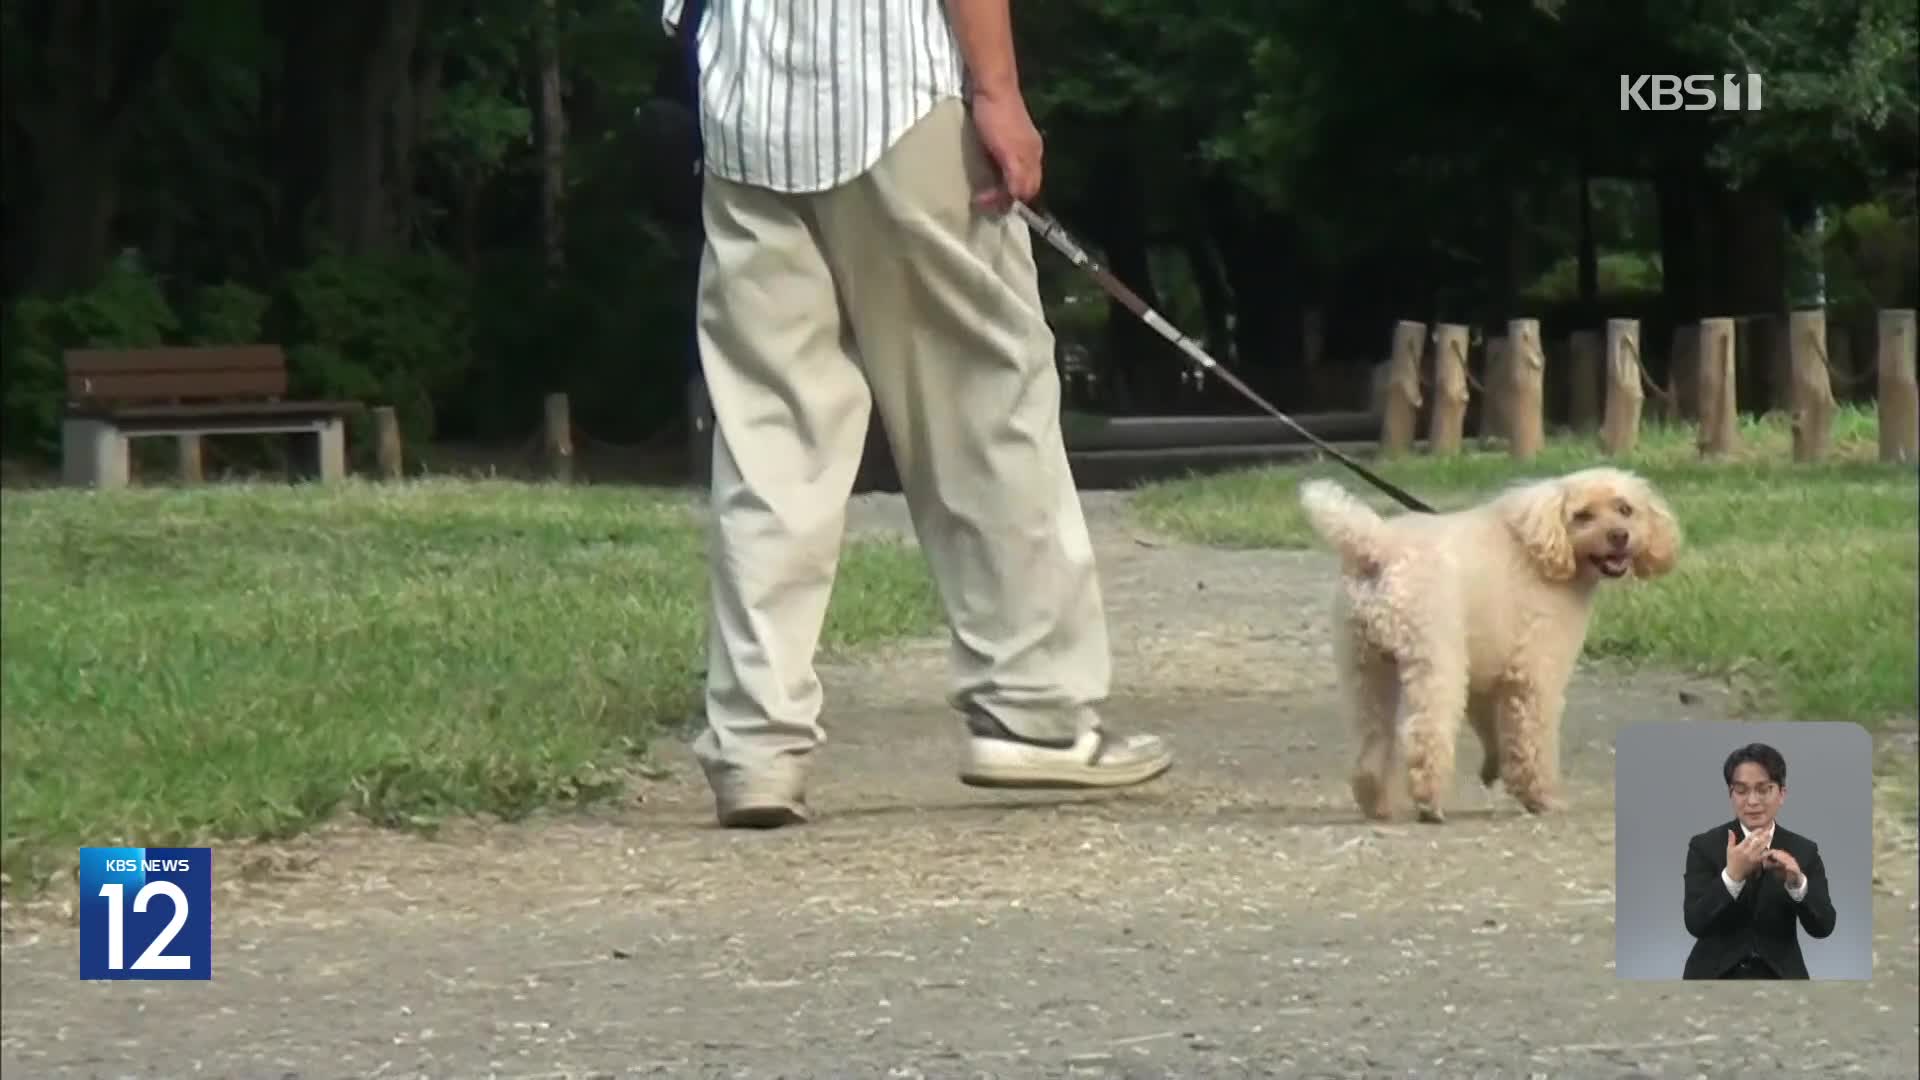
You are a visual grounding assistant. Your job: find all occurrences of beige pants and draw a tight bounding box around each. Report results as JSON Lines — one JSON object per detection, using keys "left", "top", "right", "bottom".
{"left": 690, "top": 97, "right": 1110, "bottom": 784}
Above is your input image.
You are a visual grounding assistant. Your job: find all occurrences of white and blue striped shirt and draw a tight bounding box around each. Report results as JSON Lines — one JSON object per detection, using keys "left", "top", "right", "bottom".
{"left": 662, "top": 0, "right": 969, "bottom": 193}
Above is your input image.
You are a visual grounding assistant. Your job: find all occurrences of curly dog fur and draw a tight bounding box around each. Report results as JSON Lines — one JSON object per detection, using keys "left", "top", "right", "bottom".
{"left": 1298, "top": 467, "right": 1680, "bottom": 823}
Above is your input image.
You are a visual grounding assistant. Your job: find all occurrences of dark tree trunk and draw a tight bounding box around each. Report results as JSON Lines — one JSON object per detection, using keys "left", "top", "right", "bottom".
{"left": 1716, "top": 187, "right": 1786, "bottom": 315}
{"left": 1086, "top": 148, "right": 1163, "bottom": 413}
{"left": 536, "top": 0, "right": 568, "bottom": 277}
{"left": 16, "top": 0, "right": 183, "bottom": 293}
{"left": 1206, "top": 183, "right": 1295, "bottom": 398}
{"left": 1182, "top": 229, "right": 1233, "bottom": 369}
{"left": 1577, "top": 167, "right": 1599, "bottom": 315}
{"left": 1655, "top": 170, "right": 1700, "bottom": 322}
{"left": 30, "top": 133, "right": 122, "bottom": 293}
{"left": 274, "top": 2, "right": 428, "bottom": 261}
{"left": 1500, "top": 187, "right": 1530, "bottom": 316}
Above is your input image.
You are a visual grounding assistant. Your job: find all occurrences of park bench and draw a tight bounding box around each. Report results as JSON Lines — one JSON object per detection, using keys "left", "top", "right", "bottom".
{"left": 61, "top": 346, "right": 363, "bottom": 488}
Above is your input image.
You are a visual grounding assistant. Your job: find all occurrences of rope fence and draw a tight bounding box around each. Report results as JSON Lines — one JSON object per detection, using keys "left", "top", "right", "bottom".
{"left": 1372, "top": 306, "right": 1917, "bottom": 465}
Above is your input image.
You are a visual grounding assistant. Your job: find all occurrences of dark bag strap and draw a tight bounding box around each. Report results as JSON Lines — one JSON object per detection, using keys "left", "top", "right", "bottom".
{"left": 675, "top": 0, "right": 707, "bottom": 168}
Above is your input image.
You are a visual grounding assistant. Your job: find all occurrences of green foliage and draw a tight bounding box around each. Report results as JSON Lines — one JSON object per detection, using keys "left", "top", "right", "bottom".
{"left": 1819, "top": 198, "right": 1920, "bottom": 311}
{"left": 1522, "top": 251, "right": 1666, "bottom": 305}
{"left": 423, "top": 78, "right": 533, "bottom": 193}
{"left": 1709, "top": 0, "right": 1920, "bottom": 192}
{"left": 0, "top": 254, "right": 180, "bottom": 456}
{"left": 184, "top": 282, "right": 272, "bottom": 345}
{"left": 278, "top": 252, "right": 476, "bottom": 446}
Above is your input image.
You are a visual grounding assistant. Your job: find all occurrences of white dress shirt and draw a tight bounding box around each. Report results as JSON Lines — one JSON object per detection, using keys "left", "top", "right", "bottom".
{"left": 661, "top": 0, "right": 969, "bottom": 193}
{"left": 1722, "top": 819, "right": 1809, "bottom": 902}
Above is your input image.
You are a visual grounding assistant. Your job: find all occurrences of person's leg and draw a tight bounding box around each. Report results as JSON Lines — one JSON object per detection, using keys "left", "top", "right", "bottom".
{"left": 812, "top": 97, "right": 1170, "bottom": 788}
{"left": 692, "top": 173, "right": 872, "bottom": 826}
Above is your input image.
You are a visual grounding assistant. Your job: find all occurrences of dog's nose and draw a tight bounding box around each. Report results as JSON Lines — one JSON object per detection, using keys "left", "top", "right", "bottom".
{"left": 1607, "top": 527, "right": 1629, "bottom": 548}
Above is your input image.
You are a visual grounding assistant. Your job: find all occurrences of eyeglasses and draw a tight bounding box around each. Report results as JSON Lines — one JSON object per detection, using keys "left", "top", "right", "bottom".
{"left": 1729, "top": 783, "right": 1779, "bottom": 801}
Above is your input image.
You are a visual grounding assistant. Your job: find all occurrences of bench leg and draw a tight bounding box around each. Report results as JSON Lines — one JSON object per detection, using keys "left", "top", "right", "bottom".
{"left": 62, "top": 419, "right": 130, "bottom": 489}
{"left": 176, "top": 434, "right": 204, "bottom": 484}
{"left": 311, "top": 418, "right": 347, "bottom": 483}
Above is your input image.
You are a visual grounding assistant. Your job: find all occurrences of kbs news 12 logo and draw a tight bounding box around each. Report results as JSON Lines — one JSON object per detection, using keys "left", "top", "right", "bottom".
{"left": 1619, "top": 73, "right": 1764, "bottom": 112}
{"left": 78, "top": 847, "right": 213, "bottom": 981}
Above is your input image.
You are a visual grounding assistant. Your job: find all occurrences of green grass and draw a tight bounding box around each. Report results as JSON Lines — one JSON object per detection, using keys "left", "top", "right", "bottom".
{"left": 1133, "top": 407, "right": 1919, "bottom": 727}
{"left": 0, "top": 480, "right": 942, "bottom": 892}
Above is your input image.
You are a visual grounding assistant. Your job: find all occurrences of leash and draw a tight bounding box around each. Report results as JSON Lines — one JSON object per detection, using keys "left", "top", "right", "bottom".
{"left": 1013, "top": 202, "right": 1437, "bottom": 515}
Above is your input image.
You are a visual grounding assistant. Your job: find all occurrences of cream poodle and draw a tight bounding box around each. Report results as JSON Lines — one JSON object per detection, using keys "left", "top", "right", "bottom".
{"left": 1298, "top": 467, "right": 1680, "bottom": 823}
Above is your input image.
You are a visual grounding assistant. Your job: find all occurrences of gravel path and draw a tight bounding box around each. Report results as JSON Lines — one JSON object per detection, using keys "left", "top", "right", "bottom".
{"left": 4, "top": 491, "right": 1916, "bottom": 1079}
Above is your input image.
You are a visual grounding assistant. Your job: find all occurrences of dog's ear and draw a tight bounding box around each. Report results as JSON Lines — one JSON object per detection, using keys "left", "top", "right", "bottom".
{"left": 1500, "top": 480, "right": 1578, "bottom": 582}
{"left": 1630, "top": 482, "right": 1682, "bottom": 578}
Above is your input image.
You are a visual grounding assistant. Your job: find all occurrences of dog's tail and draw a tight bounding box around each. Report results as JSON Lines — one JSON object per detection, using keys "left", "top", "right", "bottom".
{"left": 1298, "top": 478, "right": 1394, "bottom": 572}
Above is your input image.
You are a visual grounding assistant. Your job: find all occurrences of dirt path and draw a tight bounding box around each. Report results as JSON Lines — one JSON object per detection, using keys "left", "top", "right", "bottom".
{"left": 4, "top": 492, "right": 1916, "bottom": 1079}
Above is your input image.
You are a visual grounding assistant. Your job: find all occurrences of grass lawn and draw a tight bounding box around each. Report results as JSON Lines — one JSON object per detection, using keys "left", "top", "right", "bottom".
{"left": 0, "top": 480, "right": 943, "bottom": 893}
{"left": 1132, "top": 407, "right": 1919, "bottom": 727}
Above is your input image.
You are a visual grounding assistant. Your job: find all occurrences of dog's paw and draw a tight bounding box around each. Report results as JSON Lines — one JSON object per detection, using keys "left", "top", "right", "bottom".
{"left": 1478, "top": 757, "right": 1500, "bottom": 787}
{"left": 1517, "top": 792, "right": 1565, "bottom": 815}
{"left": 1414, "top": 802, "right": 1446, "bottom": 824}
{"left": 1351, "top": 773, "right": 1394, "bottom": 821}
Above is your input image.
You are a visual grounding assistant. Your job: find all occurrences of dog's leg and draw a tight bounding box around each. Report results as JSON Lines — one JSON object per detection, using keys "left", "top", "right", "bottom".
{"left": 1345, "top": 642, "right": 1402, "bottom": 821}
{"left": 1494, "top": 680, "right": 1567, "bottom": 814}
{"left": 1400, "top": 652, "right": 1470, "bottom": 824}
{"left": 1468, "top": 691, "right": 1500, "bottom": 787}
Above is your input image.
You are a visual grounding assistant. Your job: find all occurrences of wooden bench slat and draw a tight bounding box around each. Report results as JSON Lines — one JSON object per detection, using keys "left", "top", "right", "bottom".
{"left": 64, "top": 346, "right": 287, "bottom": 375}
{"left": 67, "top": 369, "right": 289, "bottom": 401}
{"left": 73, "top": 400, "right": 364, "bottom": 420}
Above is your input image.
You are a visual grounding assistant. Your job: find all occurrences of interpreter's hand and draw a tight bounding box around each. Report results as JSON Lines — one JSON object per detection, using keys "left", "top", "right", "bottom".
{"left": 1725, "top": 829, "right": 1767, "bottom": 880}
{"left": 970, "top": 87, "right": 1043, "bottom": 213}
{"left": 1763, "top": 848, "right": 1805, "bottom": 889}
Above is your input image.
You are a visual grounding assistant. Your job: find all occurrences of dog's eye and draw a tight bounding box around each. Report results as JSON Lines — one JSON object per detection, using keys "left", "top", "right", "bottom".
{"left": 1616, "top": 500, "right": 1634, "bottom": 517}
{"left": 1571, "top": 509, "right": 1595, "bottom": 524}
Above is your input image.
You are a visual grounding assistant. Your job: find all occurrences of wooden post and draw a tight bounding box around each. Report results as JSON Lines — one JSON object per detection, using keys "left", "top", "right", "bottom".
{"left": 62, "top": 419, "right": 129, "bottom": 488}
{"left": 1507, "top": 318, "right": 1546, "bottom": 460}
{"left": 1482, "top": 334, "right": 1510, "bottom": 442}
{"left": 176, "top": 435, "right": 204, "bottom": 484}
{"left": 313, "top": 418, "right": 347, "bottom": 483}
{"left": 1696, "top": 317, "right": 1739, "bottom": 457}
{"left": 1665, "top": 324, "right": 1699, "bottom": 423}
{"left": 1600, "top": 318, "right": 1643, "bottom": 456}
{"left": 1786, "top": 308, "right": 1839, "bottom": 463}
{"left": 1880, "top": 308, "right": 1919, "bottom": 463}
{"left": 1428, "top": 323, "right": 1471, "bottom": 455}
{"left": 373, "top": 406, "right": 404, "bottom": 480}
{"left": 544, "top": 391, "right": 574, "bottom": 482}
{"left": 1568, "top": 329, "right": 1602, "bottom": 433}
{"left": 1380, "top": 319, "right": 1425, "bottom": 456}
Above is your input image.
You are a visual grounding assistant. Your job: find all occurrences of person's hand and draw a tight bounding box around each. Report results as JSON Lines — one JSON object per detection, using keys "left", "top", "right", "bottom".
{"left": 969, "top": 88, "right": 1043, "bottom": 213}
{"left": 1763, "top": 848, "right": 1805, "bottom": 889}
{"left": 1725, "top": 829, "right": 1767, "bottom": 880}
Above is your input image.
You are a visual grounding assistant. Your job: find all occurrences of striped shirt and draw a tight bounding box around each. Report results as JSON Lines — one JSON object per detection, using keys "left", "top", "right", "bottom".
{"left": 661, "top": 0, "right": 969, "bottom": 193}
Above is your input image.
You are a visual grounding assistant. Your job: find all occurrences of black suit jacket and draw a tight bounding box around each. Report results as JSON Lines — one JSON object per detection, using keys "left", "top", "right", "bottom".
{"left": 1682, "top": 819, "right": 1837, "bottom": 979}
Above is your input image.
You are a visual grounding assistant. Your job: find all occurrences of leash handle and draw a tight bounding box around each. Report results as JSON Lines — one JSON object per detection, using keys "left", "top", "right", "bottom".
{"left": 1013, "top": 203, "right": 1436, "bottom": 515}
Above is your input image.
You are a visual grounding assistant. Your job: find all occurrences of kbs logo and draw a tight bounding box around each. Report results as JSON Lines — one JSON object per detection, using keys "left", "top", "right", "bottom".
{"left": 78, "top": 847, "right": 212, "bottom": 980}
{"left": 1620, "top": 74, "right": 1763, "bottom": 112}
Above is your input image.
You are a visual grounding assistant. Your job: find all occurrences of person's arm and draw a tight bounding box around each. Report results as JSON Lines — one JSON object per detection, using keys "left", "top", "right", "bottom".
{"left": 943, "top": 0, "right": 1021, "bottom": 102}
{"left": 1791, "top": 843, "right": 1838, "bottom": 939}
{"left": 942, "top": 0, "right": 1043, "bottom": 208}
{"left": 1683, "top": 834, "right": 1740, "bottom": 938}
